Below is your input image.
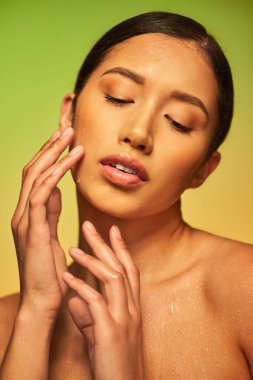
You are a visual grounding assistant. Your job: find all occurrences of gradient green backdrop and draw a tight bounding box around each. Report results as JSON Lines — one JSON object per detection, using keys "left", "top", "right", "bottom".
{"left": 1, "top": 0, "right": 252, "bottom": 297}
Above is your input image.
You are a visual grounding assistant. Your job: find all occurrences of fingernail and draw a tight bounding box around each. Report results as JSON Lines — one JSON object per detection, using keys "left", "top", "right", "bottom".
{"left": 69, "top": 145, "right": 84, "bottom": 156}
{"left": 112, "top": 225, "right": 122, "bottom": 239}
{"left": 84, "top": 221, "right": 97, "bottom": 234}
{"left": 69, "top": 246, "right": 85, "bottom": 255}
{"left": 63, "top": 272, "right": 74, "bottom": 279}
{"left": 49, "top": 129, "right": 61, "bottom": 143}
{"left": 60, "top": 127, "right": 72, "bottom": 139}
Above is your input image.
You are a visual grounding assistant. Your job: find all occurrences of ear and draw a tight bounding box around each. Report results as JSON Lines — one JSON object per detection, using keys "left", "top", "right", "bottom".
{"left": 59, "top": 92, "right": 76, "bottom": 130}
{"left": 188, "top": 151, "right": 221, "bottom": 189}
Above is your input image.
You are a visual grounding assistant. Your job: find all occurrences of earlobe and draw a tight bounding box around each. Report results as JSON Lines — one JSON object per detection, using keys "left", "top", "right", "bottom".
{"left": 188, "top": 151, "right": 221, "bottom": 189}
{"left": 59, "top": 92, "right": 76, "bottom": 130}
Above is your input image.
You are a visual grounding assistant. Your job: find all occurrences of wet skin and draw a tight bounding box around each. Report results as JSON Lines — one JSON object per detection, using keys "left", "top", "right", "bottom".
{"left": 1, "top": 34, "right": 253, "bottom": 379}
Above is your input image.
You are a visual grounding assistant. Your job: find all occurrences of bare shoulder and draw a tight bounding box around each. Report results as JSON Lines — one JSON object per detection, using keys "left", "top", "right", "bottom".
{"left": 191, "top": 227, "right": 253, "bottom": 273}
{"left": 0, "top": 293, "right": 20, "bottom": 364}
{"left": 194, "top": 229, "right": 253, "bottom": 299}
{"left": 194, "top": 229, "right": 253, "bottom": 365}
{"left": 198, "top": 230, "right": 253, "bottom": 285}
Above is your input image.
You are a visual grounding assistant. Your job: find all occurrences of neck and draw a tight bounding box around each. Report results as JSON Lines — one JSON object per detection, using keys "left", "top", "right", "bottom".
{"left": 71, "top": 189, "right": 191, "bottom": 286}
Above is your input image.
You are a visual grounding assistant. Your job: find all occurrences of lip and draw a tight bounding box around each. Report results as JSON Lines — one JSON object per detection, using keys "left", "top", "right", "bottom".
{"left": 100, "top": 153, "right": 149, "bottom": 186}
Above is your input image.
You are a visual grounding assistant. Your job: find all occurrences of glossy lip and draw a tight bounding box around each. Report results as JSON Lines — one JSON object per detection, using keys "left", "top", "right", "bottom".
{"left": 100, "top": 153, "right": 149, "bottom": 181}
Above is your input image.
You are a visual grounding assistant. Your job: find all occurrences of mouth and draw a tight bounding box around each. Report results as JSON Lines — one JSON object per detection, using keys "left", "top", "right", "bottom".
{"left": 99, "top": 153, "right": 149, "bottom": 187}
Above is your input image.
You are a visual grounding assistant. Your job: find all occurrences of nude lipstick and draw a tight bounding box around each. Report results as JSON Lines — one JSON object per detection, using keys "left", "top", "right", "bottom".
{"left": 99, "top": 154, "right": 149, "bottom": 187}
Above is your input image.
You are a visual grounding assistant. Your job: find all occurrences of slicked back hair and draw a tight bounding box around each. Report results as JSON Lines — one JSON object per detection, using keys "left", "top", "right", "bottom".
{"left": 73, "top": 12, "right": 234, "bottom": 155}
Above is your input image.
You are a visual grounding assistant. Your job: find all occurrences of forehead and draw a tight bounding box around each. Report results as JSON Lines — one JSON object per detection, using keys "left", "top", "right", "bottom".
{"left": 94, "top": 33, "right": 218, "bottom": 116}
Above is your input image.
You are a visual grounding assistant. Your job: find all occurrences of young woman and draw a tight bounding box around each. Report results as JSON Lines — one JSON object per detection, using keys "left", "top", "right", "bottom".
{"left": 0, "top": 11, "right": 253, "bottom": 380}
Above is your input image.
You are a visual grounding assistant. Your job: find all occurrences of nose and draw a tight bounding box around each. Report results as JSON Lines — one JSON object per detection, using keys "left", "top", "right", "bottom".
{"left": 118, "top": 116, "right": 153, "bottom": 154}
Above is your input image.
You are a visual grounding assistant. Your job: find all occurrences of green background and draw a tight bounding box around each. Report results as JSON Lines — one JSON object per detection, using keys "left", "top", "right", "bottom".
{"left": 1, "top": 0, "right": 252, "bottom": 297}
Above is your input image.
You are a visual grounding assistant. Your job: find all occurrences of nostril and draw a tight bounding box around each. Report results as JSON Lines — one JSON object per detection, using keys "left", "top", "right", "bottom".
{"left": 122, "top": 137, "right": 146, "bottom": 151}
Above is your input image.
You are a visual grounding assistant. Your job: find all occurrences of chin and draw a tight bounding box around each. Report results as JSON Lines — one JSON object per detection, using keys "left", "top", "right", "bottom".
{"left": 76, "top": 182, "right": 147, "bottom": 219}
{"left": 76, "top": 179, "right": 181, "bottom": 221}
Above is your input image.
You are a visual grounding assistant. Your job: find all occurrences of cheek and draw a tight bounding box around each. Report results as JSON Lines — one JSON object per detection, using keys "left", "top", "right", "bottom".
{"left": 155, "top": 136, "right": 209, "bottom": 190}
{"left": 73, "top": 101, "right": 115, "bottom": 146}
{"left": 73, "top": 110, "right": 95, "bottom": 145}
{"left": 70, "top": 104, "right": 115, "bottom": 186}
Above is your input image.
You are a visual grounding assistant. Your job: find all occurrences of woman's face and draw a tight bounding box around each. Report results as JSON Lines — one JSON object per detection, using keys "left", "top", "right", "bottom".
{"left": 67, "top": 34, "right": 219, "bottom": 218}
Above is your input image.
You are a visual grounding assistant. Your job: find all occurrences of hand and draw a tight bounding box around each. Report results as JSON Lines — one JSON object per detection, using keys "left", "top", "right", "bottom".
{"left": 11, "top": 127, "right": 84, "bottom": 319}
{"left": 63, "top": 221, "right": 146, "bottom": 380}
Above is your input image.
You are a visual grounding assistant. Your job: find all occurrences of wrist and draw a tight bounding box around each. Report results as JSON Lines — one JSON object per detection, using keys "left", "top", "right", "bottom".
{"left": 12, "top": 307, "right": 56, "bottom": 352}
{"left": 18, "top": 292, "right": 62, "bottom": 321}
{"left": 17, "top": 302, "right": 58, "bottom": 329}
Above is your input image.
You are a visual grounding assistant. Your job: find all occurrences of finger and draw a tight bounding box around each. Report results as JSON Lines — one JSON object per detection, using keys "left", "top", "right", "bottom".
{"left": 68, "top": 247, "right": 130, "bottom": 322}
{"left": 47, "top": 187, "right": 68, "bottom": 286}
{"left": 19, "top": 144, "right": 83, "bottom": 253}
{"left": 22, "top": 128, "right": 72, "bottom": 181}
{"left": 47, "top": 187, "right": 62, "bottom": 241}
{"left": 110, "top": 225, "right": 141, "bottom": 313}
{"left": 12, "top": 127, "right": 74, "bottom": 232}
{"left": 31, "top": 143, "right": 84, "bottom": 206}
{"left": 63, "top": 272, "right": 113, "bottom": 336}
{"left": 68, "top": 295, "right": 95, "bottom": 348}
{"left": 26, "top": 146, "right": 84, "bottom": 247}
{"left": 22, "top": 129, "right": 61, "bottom": 179}
{"left": 82, "top": 221, "right": 136, "bottom": 311}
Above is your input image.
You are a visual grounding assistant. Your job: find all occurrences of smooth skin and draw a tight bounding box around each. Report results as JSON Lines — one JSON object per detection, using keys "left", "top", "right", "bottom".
{"left": 1, "top": 34, "right": 253, "bottom": 379}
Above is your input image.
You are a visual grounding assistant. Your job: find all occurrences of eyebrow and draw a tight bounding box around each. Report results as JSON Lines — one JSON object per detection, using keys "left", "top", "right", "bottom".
{"left": 101, "top": 67, "right": 145, "bottom": 85}
{"left": 101, "top": 66, "right": 209, "bottom": 120}
{"left": 170, "top": 90, "right": 209, "bottom": 120}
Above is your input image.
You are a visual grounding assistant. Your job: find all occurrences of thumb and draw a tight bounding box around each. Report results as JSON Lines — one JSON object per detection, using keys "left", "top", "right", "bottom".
{"left": 47, "top": 187, "right": 62, "bottom": 240}
{"left": 47, "top": 187, "right": 68, "bottom": 286}
{"left": 68, "top": 295, "right": 95, "bottom": 350}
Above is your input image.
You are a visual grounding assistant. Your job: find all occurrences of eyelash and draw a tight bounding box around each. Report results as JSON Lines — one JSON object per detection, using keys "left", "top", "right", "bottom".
{"left": 104, "top": 94, "right": 192, "bottom": 134}
{"left": 104, "top": 94, "right": 134, "bottom": 106}
{"left": 164, "top": 115, "right": 192, "bottom": 134}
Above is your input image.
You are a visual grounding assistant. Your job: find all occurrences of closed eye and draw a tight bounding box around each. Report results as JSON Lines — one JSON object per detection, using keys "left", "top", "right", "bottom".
{"left": 104, "top": 94, "right": 134, "bottom": 107}
{"left": 164, "top": 115, "right": 192, "bottom": 134}
{"left": 104, "top": 95, "right": 192, "bottom": 134}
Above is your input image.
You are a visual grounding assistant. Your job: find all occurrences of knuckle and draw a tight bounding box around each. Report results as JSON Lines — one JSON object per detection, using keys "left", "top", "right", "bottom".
{"left": 91, "top": 292, "right": 103, "bottom": 303}
{"left": 29, "top": 195, "right": 40, "bottom": 208}
{"left": 34, "top": 176, "right": 50, "bottom": 190}
{"left": 114, "top": 262, "right": 125, "bottom": 273}
{"left": 11, "top": 216, "right": 18, "bottom": 232}
{"left": 23, "top": 165, "right": 34, "bottom": 179}
{"left": 49, "top": 141, "right": 58, "bottom": 151}
{"left": 33, "top": 177, "right": 42, "bottom": 188}
{"left": 111, "top": 271, "right": 124, "bottom": 283}
{"left": 41, "top": 176, "right": 51, "bottom": 186}
{"left": 114, "top": 264, "right": 127, "bottom": 279}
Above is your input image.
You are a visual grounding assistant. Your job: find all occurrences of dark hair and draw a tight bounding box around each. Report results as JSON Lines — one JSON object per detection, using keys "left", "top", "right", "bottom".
{"left": 73, "top": 11, "right": 234, "bottom": 155}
